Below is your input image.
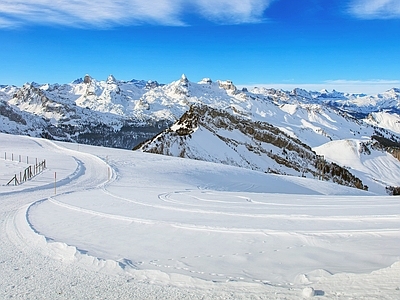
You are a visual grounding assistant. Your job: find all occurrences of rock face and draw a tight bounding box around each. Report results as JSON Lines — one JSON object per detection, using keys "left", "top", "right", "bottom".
{"left": 136, "top": 105, "right": 367, "bottom": 190}
{"left": 145, "top": 80, "right": 160, "bottom": 89}
{"left": 218, "top": 80, "right": 237, "bottom": 92}
{"left": 83, "top": 74, "right": 91, "bottom": 84}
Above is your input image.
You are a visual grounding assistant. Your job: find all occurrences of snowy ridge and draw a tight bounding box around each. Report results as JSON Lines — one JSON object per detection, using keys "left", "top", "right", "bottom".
{"left": 1, "top": 74, "right": 400, "bottom": 137}
{"left": 137, "top": 104, "right": 368, "bottom": 191}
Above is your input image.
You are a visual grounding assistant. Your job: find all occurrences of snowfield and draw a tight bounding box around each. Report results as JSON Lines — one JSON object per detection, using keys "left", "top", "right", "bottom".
{"left": 1, "top": 133, "right": 399, "bottom": 299}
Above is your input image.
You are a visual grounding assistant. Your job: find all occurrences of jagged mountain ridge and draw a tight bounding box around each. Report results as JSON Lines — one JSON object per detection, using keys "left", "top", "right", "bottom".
{"left": 2, "top": 74, "right": 400, "bottom": 145}
{"left": 1, "top": 74, "right": 400, "bottom": 193}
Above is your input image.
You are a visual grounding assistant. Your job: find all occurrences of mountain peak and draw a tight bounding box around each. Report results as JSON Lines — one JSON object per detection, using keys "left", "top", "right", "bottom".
{"left": 84, "top": 74, "right": 92, "bottom": 84}
{"left": 199, "top": 78, "right": 212, "bottom": 85}
{"left": 386, "top": 88, "right": 400, "bottom": 94}
{"left": 218, "top": 80, "right": 237, "bottom": 92}
{"left": 107, "top": 74, "right": 117, "bottom": 84}
{"left": 180, "top": 74, "right": 188, "bottom": 83}
{"left": 290, "top": 88, "right": 312, "bottom": 99}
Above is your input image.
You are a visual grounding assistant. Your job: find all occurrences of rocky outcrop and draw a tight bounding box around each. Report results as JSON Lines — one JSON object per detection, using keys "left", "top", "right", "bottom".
{"left": 218, "top": 80, "right": 237, "bottom": 92}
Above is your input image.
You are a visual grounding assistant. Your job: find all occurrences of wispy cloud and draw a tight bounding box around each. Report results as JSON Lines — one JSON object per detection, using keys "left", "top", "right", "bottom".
{"left": 0, "top": 0, "right": 272, "bottom": 28}
{"left": 240, "top": 80, "right": 400, "bottom": 95}
{"left": 348, "top": 0, "right": 400, "bottom": 19}
{"left": 194, "top": 0, "right": 273, "bottom": 24}
{"left": 0, "top": 0, "right": 186, "bottom": 28}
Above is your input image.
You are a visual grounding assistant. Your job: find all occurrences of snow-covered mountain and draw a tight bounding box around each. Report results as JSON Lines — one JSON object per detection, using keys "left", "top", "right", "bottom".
{"left": 1, "top": 77, "right": 174, "bottom": 148}
{"left": 136, "top": 104, "right": 366, "bottom": 190}
{"left": 1, "top": 74, "right": 400, "bottom": 193}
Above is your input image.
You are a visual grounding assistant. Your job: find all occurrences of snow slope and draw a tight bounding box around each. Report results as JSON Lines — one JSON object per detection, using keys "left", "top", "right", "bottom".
{"left": 1, "top": 133, "right": 399, "bottom": 299}
{"left": 314, "top": 139, "right": 400, "bottom": 194}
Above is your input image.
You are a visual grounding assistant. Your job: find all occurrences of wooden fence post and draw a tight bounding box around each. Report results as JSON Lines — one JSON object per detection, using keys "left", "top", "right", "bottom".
{"left": 54, "top": 172, "right": 57, "bottom": 195}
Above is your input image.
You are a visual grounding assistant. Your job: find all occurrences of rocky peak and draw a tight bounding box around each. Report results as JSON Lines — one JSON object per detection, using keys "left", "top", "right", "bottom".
{"left": 319, "top": 89, "right": 345, "bottom": 99}
{"left": 83, "top": 74, "right": 92, "bottom": 84}
{"left": 107, "top": 74, "right": 117, "bottom": 84}
{"left": 180, "top": 74, "right": 189, "bottom": 85}
{"left": 200, "top": 78, "right": 212, "bottom": 85}
{"left": 290, "top": 88, "right": 312, "bottom": 100}
{"left": 218, "top": 80, "right": 237, "bottom": 92}
{"left": 145, "top": 80, "right": 160, "bottom": 89}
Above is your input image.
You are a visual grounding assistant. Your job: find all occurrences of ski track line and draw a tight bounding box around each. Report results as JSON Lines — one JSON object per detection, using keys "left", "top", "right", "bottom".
{"left": 47, "top": 197, "right": 156, "bottom": 225}
{"left": 100, "top": 187, "right": 398, "bottom": 222}
{"left": 43, "top": 194, "right": 400, "bottom": 235}
{"left": 153, "top": 191, "right": 400, "bottom": 222}
{"left": 37, "top": 138, "right": 113, "bottom": 188}
{"left": 45, "top": 197, "right": 268, "bottom": 234}
{"left": 158, "top": 192, "right": 400, "bottom": 215}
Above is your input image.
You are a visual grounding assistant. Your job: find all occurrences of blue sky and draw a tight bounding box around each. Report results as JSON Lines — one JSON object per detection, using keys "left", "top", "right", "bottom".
{"left": 1, "top": 0, "right": 399, "bottom": 94}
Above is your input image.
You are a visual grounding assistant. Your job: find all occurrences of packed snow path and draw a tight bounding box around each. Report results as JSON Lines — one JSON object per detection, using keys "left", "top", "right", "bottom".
{"left": 1, "top": 133, "right": 400, "bottom": 299}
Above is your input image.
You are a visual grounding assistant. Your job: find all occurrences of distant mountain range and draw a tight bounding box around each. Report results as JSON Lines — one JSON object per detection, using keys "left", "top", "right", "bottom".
{"left": 1, "top": 74, "right": 400, "bottom": 194}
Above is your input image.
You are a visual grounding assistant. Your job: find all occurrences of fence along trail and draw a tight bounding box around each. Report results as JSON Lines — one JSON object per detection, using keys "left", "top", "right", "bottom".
{"left": 5, "top": 157, "right": 46, "bottom": 186}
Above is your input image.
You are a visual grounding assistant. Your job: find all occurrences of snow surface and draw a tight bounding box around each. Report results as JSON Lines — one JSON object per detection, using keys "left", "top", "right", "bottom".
{"left": 1, "top": 133, "right": 400, "bottom": 299}
{"left": 314, "top": 139, "right": 400, "bottom": 194}
{"left": 364, "top": 111, "right": 400, "bottom": 135}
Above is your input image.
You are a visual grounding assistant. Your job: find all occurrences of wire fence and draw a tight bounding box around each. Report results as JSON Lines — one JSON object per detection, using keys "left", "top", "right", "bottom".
{"left": 3, "top": 152, "right": 47, "bottom": 186}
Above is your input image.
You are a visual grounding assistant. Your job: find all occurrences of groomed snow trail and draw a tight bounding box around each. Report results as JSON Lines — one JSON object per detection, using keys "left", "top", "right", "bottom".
{"left": 0, "top": 135, "right": 291, "bottom": 299}
{"left": 1, "top": 134, "right": 400, "bottom": 299}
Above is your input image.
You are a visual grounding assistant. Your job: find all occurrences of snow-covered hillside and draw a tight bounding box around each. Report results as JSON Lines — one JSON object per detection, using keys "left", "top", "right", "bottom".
{"left": 137, "top": 104, "right": 368, "bottom": 191}
{"left": 1, "top": 133, "right": 399, "bottom": 299}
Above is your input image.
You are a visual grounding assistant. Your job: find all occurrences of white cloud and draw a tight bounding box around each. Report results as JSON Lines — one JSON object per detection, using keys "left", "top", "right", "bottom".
{"left": 0, "top": 0, "right": 187, "bottom": 28}
{"left": 194, "top": 0, "right": 273, "bottom": 24}
{"left": 239, "top": 80, "right": 400, "bottom": 95}
{"left": 348, "top": 0, "right": 400, "bottom": 19}
{"left": 0, "top": 0, "right": 272, "bottom": 28}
